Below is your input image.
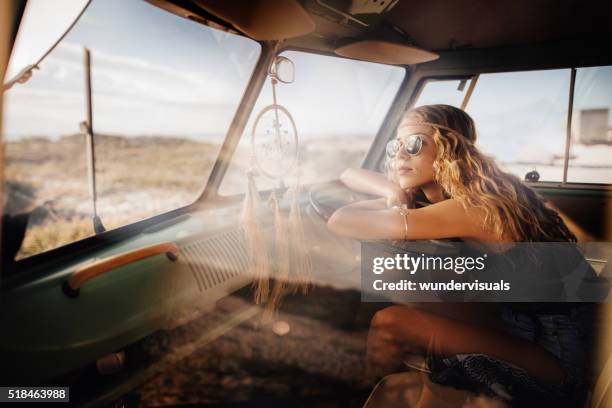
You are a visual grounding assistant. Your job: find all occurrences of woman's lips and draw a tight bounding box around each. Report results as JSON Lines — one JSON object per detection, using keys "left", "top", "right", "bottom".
{"left": 397, "top": 166, "right": 414, "bottom": 175}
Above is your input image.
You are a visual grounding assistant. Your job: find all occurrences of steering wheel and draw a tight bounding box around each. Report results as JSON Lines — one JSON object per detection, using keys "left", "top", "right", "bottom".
{"left": 308, "top": 180, "right": 371, "bottom": 221}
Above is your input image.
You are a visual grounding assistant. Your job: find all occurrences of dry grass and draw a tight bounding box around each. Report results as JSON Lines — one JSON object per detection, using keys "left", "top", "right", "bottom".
{"left": 17, "top": 217, "right": 94, "bottom": 258}
{"left": 5, "top": 133, "right": 221, "bottom": 259}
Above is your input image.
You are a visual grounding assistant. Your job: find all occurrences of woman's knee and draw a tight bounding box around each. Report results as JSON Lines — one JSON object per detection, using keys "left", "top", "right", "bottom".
{"left": 372, "top": 306, "right": 405, "bottom": 328}
{"left": 370, "top": 306, "right": 424, "bottom": 336}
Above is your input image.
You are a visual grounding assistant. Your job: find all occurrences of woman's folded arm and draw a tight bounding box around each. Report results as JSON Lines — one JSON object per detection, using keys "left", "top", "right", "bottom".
{"left": 327, "top": 198, "right": 489, "bottom": 241}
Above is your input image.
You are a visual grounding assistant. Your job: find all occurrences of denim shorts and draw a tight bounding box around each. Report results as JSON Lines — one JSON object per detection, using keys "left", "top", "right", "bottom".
{"left": 500, "top": 305, "right": 592, "bottom": 386}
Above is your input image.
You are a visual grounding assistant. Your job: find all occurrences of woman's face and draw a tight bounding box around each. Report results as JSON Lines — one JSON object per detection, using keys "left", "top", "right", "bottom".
{"left": 391, "top": 122, "right": 437, "bottom": 190}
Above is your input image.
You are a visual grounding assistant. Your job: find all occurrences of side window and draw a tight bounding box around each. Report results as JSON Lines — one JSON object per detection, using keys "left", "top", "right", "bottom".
{"left": 415, "top": 70, "right": 573, "bottom": 183}
{"left": 569, "top": 66, "right": 612, "bottom": 184}
{"left": 3, "top": 0, "right": 260, "bottom": 260}
{"left": 219, "top": 51, "right": 405, "bottom": 195}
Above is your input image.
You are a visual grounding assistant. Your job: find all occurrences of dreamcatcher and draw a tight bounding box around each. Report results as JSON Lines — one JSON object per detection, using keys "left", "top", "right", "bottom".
{"left": 242, "top": 56, "right": 311, "bottom": 314}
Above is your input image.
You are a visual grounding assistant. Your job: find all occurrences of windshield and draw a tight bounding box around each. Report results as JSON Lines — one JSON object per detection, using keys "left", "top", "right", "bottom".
{"left": 2, "top": 0, "right": 261, "bottom": 260}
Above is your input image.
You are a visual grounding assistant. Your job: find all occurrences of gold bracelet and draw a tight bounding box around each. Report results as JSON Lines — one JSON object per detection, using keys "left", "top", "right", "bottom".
{"left": 391, "top": 204, "right": 409, "bottom": 240}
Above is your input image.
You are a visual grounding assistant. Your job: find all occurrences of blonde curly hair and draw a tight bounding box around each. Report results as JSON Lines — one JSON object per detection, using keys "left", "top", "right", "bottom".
{"left": 386, "top": 104, "right": 576, "bottom": 242}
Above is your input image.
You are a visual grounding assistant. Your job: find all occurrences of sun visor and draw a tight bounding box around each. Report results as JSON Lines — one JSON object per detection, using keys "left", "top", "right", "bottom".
{"left": 335, "top": 40, "right": 439, "bottom": 65}
{"left": 193, "top": 0, "right": 315, "bottom": 40}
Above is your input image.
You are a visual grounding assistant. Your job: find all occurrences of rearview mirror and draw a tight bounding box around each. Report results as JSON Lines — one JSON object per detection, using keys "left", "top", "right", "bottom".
{"left": 3, "top": 0, "right": 90, "bottom": 89}
{"left": 269, "top": 56, "right": 295, "bottom": 84}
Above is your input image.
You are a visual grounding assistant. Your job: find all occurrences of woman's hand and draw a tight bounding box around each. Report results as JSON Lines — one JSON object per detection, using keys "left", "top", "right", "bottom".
{"left": 386, "top": 187, "right": 409, "bottom": 208}
{"left": 340, "top": 168, "right": 404, "bottom": 199}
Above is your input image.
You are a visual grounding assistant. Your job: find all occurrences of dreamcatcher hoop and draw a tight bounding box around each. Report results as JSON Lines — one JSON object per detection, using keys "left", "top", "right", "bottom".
{"left": 250, "top": 103, "right": 299, "bottom": 180}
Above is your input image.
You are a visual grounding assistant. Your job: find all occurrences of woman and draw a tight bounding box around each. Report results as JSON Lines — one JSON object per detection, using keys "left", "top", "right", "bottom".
{"left": 327, "top": 105, "right": 590, "bottom": 406}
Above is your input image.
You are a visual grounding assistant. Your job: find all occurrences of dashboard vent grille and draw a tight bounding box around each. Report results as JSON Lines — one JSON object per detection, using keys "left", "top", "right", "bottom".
{"left": 180, "top": 229, "right": 250, "bottom": 291}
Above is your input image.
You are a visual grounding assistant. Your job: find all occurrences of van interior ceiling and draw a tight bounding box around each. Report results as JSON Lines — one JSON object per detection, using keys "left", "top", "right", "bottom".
{"left": 150, "top": 0, "right": 612, "bottom": 55}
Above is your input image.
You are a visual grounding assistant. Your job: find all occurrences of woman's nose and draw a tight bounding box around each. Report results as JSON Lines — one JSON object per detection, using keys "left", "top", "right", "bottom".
{"left": 396, "top": 148, "right": 412, "bottom": 160}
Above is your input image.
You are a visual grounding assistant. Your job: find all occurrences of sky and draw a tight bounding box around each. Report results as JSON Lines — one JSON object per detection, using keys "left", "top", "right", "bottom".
{"left": 3, "top": 0, "right": 261, "bottom": 141}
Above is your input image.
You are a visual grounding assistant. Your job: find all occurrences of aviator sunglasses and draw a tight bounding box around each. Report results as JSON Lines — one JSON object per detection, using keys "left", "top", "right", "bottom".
{"left": 386, "top": 133, "right": 425, "bottom": 158}
{"left": 386, "top": 122, "right": 464, "bottom": 158}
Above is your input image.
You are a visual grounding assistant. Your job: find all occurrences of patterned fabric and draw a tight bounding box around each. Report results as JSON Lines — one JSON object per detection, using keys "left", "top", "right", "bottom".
{"left": 428, "top": 353, "right": 572, "bottom": 407}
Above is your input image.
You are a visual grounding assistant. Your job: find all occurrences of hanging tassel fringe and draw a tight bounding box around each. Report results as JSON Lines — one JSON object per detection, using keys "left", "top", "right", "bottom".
{"left": 263, "top": 190, "right": 291, "bottom": 320}
{"left": 287, "top": 181, "right": 312, "bottom": 294}
{"left": 241, "top": 170, "right": 270, "bottom": 304}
